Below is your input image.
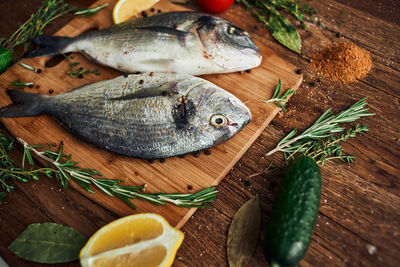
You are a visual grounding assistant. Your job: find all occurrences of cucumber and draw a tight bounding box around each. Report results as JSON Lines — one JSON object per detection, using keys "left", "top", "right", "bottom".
{"left": 0, "top": 47, "right": 13, "bottom": 74}
{"left": 263, "top": 156, "right": 321, "bottom": 267}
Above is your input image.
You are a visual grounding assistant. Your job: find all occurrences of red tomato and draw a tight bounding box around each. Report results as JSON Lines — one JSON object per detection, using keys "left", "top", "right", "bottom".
{"left": 196, "top": 0, "right": 235, "bottom": 13}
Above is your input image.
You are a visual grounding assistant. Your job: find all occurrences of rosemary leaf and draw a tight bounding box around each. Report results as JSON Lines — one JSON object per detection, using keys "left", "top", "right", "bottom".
{"left": 74, "top": 3, "right": 108, "bottom": 17}
{"left": 0, "top": 132, "right": 217, "bottom": 209}
{"left": 267, "top": 98, "right": 375, "bottom": 157}
{"left": 264, "top": 79, "right": 295, "bottom": 113}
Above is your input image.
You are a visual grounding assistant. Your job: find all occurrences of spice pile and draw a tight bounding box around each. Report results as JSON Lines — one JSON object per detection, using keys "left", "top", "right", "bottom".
{"left": 311, "top": 42, "right": 372, "bottom": 83}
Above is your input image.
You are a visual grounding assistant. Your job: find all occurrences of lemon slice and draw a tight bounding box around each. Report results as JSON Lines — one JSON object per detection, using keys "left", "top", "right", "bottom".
{"left": 113, "top": 0, "right": 160, "bottom": 24}
{"left": 80, "top": 213, "right": 184, "bottom": 267}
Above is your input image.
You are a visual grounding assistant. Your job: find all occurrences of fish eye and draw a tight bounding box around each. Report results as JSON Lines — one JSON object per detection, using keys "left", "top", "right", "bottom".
{"left": 210, "top": 115, "right": 228, "bottom": 128}
{"left": 227, "top": 26, "right": 243, "bottom": 36}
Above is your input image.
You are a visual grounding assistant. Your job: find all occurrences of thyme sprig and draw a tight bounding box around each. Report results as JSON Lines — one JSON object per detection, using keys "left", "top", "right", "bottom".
{"left": 0, "top": 132, "right": 217, "bottom": 208}
{"left": 267, "top": 98, "right": 375, "bottom": 156}
{"left": 0, "top": 0, "right": 107, "bottom": 70}
{"left": 2, "top": 0, "right": 73, "bottom": 53}
{"left": 264, "top": 79, "right": 295, "bottom": 112}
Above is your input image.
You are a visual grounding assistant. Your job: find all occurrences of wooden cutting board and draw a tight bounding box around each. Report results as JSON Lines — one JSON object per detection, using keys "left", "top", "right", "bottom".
{"left": 0, "top": 0, "right": 302, "bottom": 228}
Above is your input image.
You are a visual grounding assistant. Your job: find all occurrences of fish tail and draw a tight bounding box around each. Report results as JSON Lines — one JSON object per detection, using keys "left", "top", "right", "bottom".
{"left": 0, "top": 90, "right": 47, "bottom": 118}
{"left": 25, "top": 36, "right": 74, "bottom": 57}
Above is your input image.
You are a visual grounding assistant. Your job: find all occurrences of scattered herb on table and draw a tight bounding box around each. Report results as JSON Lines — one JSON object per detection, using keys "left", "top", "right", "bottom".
{"left": 9, "top": 223, "right": 87, "bottom": 264}
{"left": 8, "top": 81, "right": 34, "bottom": 88}
{"left": 237, "top": 0, "right": 317, "bottom": 53}
{"left": 74, "top": 3, "right": 108, "bottom": 17}
{"left": 264, "top": 79, "right": 295, "bottom": 113}
{"left": 0, "top": 0, "right": 107, "bottom": 73}
{"left": 266, "top": 98, "right": 375, "bottom": 157}
{"left": 0, "top": 131, "right": 217, "bottom": 208}
{"left": 227, "top": 195, "right": 261, "bottom": 267}
{"left": 60, "top": 52, "right": 100, "bottom": 78}
{"left": 19, "top": 62, "right": 42, "bottom": 73}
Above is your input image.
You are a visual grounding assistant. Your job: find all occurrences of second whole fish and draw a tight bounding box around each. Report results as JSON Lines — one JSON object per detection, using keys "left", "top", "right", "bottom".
{"left": 0, "top": 73, "right": 252, "bottom": 159}
{"left": 26, "top": 11, "right": 262, "bottom": 75}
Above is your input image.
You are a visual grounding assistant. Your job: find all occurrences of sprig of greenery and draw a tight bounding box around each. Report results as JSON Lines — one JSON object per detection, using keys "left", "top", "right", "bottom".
{"left": 0, "top": 131, "right": 217, "bottom": 208}
{"left": 60, "top": 51, "right": 100, "bottom": 78}
{"left": 283, "top": 124, "right": 369, "bottom": 165}
{"left": 1, "top": 0, "right": 108, "bottom": 62}
{"left": 267, "top": 98, "right": 375, "bottom": 156}
{"left": 2, "top": 0, "right": 73, "bottom": 54}
{"left": 74, "top": 3, "right": 108, "bottom": 17}
{"left": 237, "top": 0, "right": 317, "bottom": 53}
{"left": 19, "top": 62, "right": 42, "bottom": 73}
{"left": 264, "top": 79, "right": 295, "bottom": 112}
{"left": 9, "top": 81, "right": 34, "bottom": 88}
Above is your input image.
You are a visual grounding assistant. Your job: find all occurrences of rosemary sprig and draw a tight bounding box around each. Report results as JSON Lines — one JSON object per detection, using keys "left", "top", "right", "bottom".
{"left": 74, "top": 3, "right": 108, "bottom": 17}
{"left": 267, "top": 98, "right": 375, "bottom": 156}
{"left": 283, "top": 124, "right": 369, "bottom": 165}
{"left": 0, "top": 132, "right": 217, "bottom": 208}
{"left": 264, "top": 79, "right": 295, "bottom": 112}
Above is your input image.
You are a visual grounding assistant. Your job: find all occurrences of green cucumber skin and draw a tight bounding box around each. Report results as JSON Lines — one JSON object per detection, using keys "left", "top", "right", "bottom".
{"left": 264, "top": 156, "right": 322, "bottom": 267}
{"left": 0, "top": 47, "right": 13, "bottom": 74}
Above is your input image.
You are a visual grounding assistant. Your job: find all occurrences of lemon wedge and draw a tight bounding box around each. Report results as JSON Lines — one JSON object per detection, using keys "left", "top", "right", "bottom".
{"left": 80, "top": 213, "right": 184, "bottom": 267}
{"left": 113, "top": 0, "right": 160, "bottom": 24}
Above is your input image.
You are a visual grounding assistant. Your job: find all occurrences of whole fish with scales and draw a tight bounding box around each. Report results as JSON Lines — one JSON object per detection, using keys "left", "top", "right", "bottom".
{"left": 26, "top": 11, "right": 262, "bottom": 75}
{"left": 0, "top": 73, "right": 252, "bottom": 159}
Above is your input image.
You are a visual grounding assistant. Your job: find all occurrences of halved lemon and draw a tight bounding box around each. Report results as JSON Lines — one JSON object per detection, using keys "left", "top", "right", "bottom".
{"left": 112, "top": 0, "right": 160, "bottom": 24}
{"left": 80, "top": 213, "right": 184, "bottom": 267}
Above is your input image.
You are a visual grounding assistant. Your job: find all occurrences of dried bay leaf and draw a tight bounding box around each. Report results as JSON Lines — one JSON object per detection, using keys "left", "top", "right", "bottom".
{"left": 269, "top": 7, "right": 301, "bottom": 54}
{"left": 9, "top": 223, "right": 87, "bottom": 263}
{"left": 227, "top": 195, "right": 261, "bottom": 267}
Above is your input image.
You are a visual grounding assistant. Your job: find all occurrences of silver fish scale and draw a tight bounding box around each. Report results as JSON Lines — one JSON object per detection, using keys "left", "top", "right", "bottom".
{"left": 41, "top": 73, "right": 250, "bottom": 159}
{"left": 60, "top": 11, "right": 262, "bottom": 75}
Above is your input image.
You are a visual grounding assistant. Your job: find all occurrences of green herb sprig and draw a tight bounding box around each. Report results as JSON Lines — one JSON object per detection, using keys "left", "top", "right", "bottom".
{"left": 0, "top": 131, "right": 217, "bottom": 208}
{"left": 237, "top": 0, "right": 317, "bottom": 53}
{"left": 9, "top": 81, "right": 34, "bottom": 88}
{"left": 19, "top": 62, "right": 42, "bottom": 73}
{"left": 0, "top": 0, "right": 107, "bottom": 73}
{"left": 2, "top": 0, "right": 73, "bottom": 54}
{"left": 283, "top": 124, "right": 369, "bottom": 165}
{"left": 60, "top": 52, "right": 100, "bottom": 78}
{"left": 74, "top": 3, "right": 108, "bottom": 17}
{"left": 267, "top": 98, "right": 375, "bottom": 156}
{"left": 264, "top": 79, "right": 295, "bottom": 112}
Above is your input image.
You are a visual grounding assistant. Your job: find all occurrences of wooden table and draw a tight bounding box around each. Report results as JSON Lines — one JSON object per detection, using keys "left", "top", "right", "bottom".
{"left": 0, "top": 0, "right": 399, "bottom": 266}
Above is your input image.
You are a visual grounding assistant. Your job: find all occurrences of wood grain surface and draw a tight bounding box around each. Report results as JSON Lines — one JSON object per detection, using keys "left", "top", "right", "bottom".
{"left": 0, "top": 0, "right": 399, "bottom": 266}
{"left": 0, "top": 0, "right": 301, "bottom": 228}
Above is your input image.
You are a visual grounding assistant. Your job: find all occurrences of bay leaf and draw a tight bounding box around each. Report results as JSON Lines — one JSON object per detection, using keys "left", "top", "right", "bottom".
{"left": 269, "top": 8, "right": 301, "bottom": 54}
{"left": 9, "top": 223, "right": 87, "bottom": 263}
{"left": 227, "top": 195, "right": 261, "bottom": 267}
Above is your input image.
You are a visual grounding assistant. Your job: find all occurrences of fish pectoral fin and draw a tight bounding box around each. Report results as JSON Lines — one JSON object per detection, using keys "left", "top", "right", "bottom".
{"left": 134, "top": 26, "right": 188, "bottom": 36}
{"left": 139, "top": 59, "right": 175, "bottom": 72}
{"left": 133, "top": 26, "right": 190, "bottom": 44}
